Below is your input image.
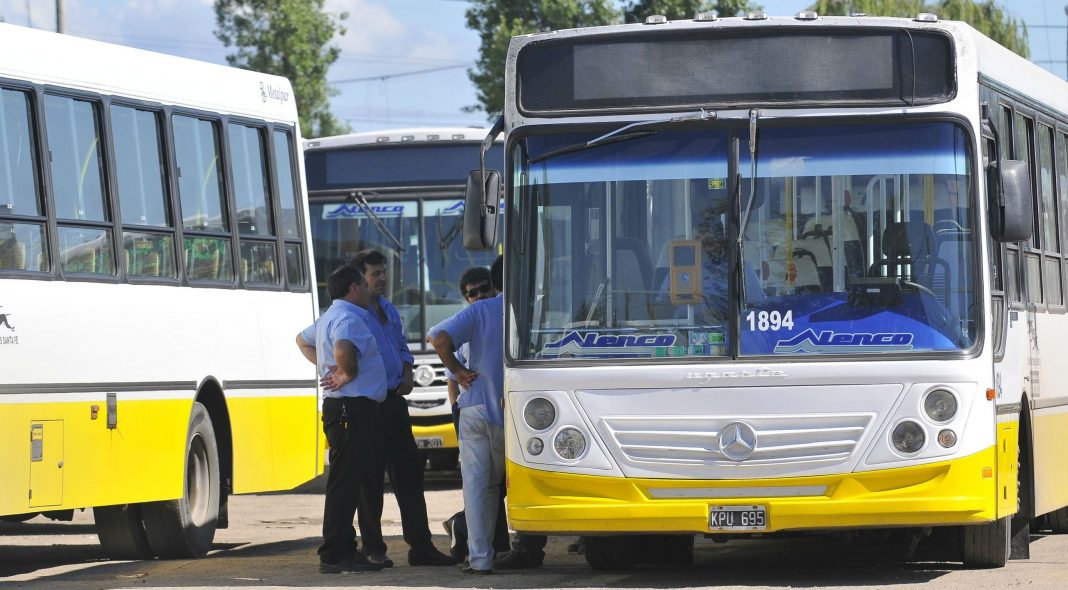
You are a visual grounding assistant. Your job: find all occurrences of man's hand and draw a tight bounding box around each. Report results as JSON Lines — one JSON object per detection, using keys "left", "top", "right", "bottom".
{"left": 453, "top": 366, "right": 478, "bottom": 389}
{"left": 319, "top": 365, "right": 353, "bottom": 392}
{"left": 396, "top": 370, "right": 414, "bottom": 397}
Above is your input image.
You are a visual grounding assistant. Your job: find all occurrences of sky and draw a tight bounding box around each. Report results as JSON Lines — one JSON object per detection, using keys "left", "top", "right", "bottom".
{"left": 0, "top": 0, "right": 1065, "bottom": 134}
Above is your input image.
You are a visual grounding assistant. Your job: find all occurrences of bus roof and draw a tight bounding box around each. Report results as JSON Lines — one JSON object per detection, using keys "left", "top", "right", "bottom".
{"left": 0, "top": 21, "right": 298, "bottom": 124}
{"left": 507, "top": 14, "right": 1068, "bottom": 121}
{"left": 305, "top": 127, "right": 491, "bottom": 151}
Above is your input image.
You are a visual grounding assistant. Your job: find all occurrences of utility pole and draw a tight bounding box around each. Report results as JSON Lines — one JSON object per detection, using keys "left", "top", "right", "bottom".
{"left": 55, "top": 0, "right": 64, "bottom": 33}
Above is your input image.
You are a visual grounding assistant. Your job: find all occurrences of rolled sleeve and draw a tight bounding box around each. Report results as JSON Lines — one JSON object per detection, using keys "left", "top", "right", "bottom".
{"left": 433, "top": 305, "right": 477, "bottom": 349}
{"left": 300, "top": 321, "right": 317, "bottom": 346}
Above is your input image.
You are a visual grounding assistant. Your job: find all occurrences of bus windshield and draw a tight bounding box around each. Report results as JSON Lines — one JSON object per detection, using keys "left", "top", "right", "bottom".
{"left": 310, "top": 198, "right": 499, "bottom": 347}
{"left": 510, "top": 121, "right": 976, "bottom": 361}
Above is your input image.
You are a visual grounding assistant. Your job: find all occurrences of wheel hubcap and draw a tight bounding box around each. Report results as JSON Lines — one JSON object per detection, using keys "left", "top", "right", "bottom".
{"left": 186, "top": 433, "right": 210, "bottom": 526}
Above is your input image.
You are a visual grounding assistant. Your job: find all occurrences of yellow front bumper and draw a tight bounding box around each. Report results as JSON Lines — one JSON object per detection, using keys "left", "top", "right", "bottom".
{"left": 411, "top": 421, "right": 458, "bottom": 450}
{"left": 507, "top": 446, "right": 999, "bottom": 534}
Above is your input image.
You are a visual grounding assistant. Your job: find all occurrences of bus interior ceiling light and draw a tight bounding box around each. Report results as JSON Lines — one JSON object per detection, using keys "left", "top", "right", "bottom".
{"left": 644, "top": 15, "right": 668, "bottom": 25}
{"left": 796, "top": 11, "right": 818, "bottom": 20}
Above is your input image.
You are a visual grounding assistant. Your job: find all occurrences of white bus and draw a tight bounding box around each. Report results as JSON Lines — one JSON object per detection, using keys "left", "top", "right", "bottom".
{"left": 0, "top": 22, "right": 320, "bottom": 558}
{"left": 303, "top": 129, "right": 502, "bottom": 468}
{"left": 461, "top": 11, "right": 1068, "bottom": 569}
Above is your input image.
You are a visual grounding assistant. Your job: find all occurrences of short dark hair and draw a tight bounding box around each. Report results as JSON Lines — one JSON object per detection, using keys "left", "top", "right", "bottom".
{"left": 490, "top": 255, "right": 503, "bottom": 292}
{"left": 458, "top": 266, "right": 491, "bottom": 295}
{"left": 327, "top": 265, "right": 364, "bottom": 300}
{"left": 350, "top": 249, "right": 387, "bottom": 273}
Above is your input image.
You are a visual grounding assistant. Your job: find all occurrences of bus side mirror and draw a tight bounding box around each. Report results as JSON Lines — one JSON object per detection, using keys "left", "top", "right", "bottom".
{"left": 463, "top": 169, "right": 501, "bottom": 251}
{"left": 988, "top": 159, "right": 1033, "bottom": 243}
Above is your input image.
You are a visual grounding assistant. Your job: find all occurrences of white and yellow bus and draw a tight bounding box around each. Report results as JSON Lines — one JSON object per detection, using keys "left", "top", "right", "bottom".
{"left": 304, "top": 129, "right": 502, "bottom": 469}
{"left": 0, "top": 22, "right": 320, "bottom": 558}
{"left": 461, "top": 11, "right": 1068, "bottom": 569}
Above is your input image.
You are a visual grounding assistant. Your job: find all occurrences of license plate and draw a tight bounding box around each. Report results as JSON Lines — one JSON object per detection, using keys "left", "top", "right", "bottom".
{"left": 415, "top": 437, "right": 444, "bottom": 449}
{"left": 709, "top": 505, "right": 767, "bottom": 531}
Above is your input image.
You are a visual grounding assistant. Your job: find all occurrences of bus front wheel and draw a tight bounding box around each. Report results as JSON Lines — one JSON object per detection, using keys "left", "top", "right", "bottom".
{"left": 584, "top": 536, "right": 640, "bottom": 570}
{"left": 961, "top": 515, "right": 1010, "bottom": 568}
{"left": 94, "top": 504, "right": 154, "bottom": 559}
{"left": 142, "top": 402, "right": 221, "bottom": 558}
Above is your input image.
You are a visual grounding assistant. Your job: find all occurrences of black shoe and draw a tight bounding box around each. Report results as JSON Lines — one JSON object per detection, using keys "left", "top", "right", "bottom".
{"left": 460, "top": 560, "right": 492, "bottom": 575}
{"left": 493, "top": 549, "right": 543, "bottom": 570}
{"left": 319, "top": 556, "right": 385, "bottom": 574}
{"left": 362, "top": 551, "right": 394, "bottom": 568}
{"left": 409, "top": 545, "right": 459, "bottom": 566}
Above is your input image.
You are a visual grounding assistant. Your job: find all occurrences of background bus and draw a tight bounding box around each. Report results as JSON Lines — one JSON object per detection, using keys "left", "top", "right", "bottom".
{"left": 0, "top": 22, "right": 319, "bottom": 558}
{"left": 463, "top": 12, "right": 1068, "bottom": 570}
{"left": 303, "top": 129, "right": 502, "bottom": 469}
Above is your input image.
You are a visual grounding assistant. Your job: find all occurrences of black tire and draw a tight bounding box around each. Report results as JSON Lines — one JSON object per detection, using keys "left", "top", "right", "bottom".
{"left": 428, "top": 449, "right": 459, "bottom": 471}
{"left": 0, "top": 512, "right": 38, "bottom": 523}
{"left": 94, "top": 504, "right": 154, "bottom": 560}
{"left": 961, "top": 515, "right": 1010, "bottom": 568}
{"left": 1048, "top": 507, "right": 1068, "bottom": 533}
{"left": 584, "top": 535, "right": 640, "bottom": 570}
{"left": 141, "top": 402, "right": 221, "bottom": 558}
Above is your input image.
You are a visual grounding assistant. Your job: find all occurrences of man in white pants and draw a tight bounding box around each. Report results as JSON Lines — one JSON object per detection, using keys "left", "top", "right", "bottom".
{"left": 430, "top": 256, "right": 505, "bottom": 575}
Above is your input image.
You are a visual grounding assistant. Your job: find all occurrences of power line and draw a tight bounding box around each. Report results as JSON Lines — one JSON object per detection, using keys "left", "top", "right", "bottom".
{"left": 329, "top": 63, "right": 470, "bottom": 84}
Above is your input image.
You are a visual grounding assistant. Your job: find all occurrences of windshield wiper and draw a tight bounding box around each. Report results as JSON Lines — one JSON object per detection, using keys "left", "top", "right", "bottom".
{"left": 528, "top": 108, "right": 717, "bottom": 165}
{"left": 350, "top": 190, "right": 405, "bottom": 253}
{"left": 737, "top": 109, "right": 760, "bottom": 306}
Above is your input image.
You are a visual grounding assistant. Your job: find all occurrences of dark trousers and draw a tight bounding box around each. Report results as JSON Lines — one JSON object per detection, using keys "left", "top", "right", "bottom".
{"left": 358, "top": 392, "right": 434, "bottom": 554}
{"left": 318, "top": 396, "right": 381, "bottom": 564}
{"left": 513, "top": 532, "right": 547, "bottom": 558}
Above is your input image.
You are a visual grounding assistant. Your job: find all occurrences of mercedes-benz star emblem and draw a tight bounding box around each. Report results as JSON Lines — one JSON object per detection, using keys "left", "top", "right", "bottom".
{"left": 718, "top": 421, "right": 757, "bottom": 461}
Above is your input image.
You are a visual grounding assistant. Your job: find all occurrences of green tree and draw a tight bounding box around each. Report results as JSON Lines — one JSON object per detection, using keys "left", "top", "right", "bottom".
{"left": 623, "top": 0, "right": 755, "bottom": 23}
{"left": 214, "top": 0, "right": 350, "bottom": 138}
{"left": 465, "top": 0, "right": 618, "bottom": 118}
{"left": 809, "top": 0, "right": 1028, "bottom": 57}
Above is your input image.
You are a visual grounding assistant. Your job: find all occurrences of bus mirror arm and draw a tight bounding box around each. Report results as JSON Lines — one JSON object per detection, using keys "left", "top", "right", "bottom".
{"left": 464, "top": 116, "right": 504, "bottom": 251}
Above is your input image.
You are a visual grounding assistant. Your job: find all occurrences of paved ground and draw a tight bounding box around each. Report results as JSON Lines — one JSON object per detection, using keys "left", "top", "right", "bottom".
{"left": 3, "top": 470, "right": 1068, "bottom": 589}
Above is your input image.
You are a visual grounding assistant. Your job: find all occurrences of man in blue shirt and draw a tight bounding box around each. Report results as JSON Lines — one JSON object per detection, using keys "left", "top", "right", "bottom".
{"left": 295, "top": 265, "right": 387, "bottom": 574}
{"left": 349, "top": 249, "right": 456, "bottom": 567}
{"left": 431, "top": 256, "right": 506, "bottom": 575}
{"left": 304, "top": 251, "right": 455, "bottom": 568}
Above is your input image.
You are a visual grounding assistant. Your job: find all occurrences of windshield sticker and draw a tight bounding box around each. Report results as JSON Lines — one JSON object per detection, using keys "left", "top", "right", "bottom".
{"left": 322, "top": 203, "right": 416, "bottom": 219}
{"left": 773, "top": 330, "right": 914, "bottom": 354}
{"left": 541, "top": 331, "right": 677, "bottom": 359}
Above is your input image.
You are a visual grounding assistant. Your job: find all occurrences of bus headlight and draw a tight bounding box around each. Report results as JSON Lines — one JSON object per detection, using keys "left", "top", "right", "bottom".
{"left": 891, "top": 421, "right": 926, "bottom": 454}
{"left": 526, "top": 437, "right": 544, "bottom": 455}
{"left": 923, "top": 389, "right": 957, "bottom": 423}
{"left": 554, "top": 428, "right": 586, "bottom": 460}
{"left": 937, "top": 429, "right": 957, "bottom": 448}
{"left": 523, "top": 397, "right": 556, "bottom": 431}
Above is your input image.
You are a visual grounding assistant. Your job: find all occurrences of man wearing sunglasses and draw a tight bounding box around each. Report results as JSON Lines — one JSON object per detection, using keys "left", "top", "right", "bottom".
{"left": 439, "top": 267, "right": 510, "bottom": 561}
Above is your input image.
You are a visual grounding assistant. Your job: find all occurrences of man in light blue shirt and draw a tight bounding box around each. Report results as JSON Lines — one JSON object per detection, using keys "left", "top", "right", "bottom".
{"left": 295, "top": 265, "right": 386, "bottom": 574}
{"left": 431, "top": 256, "right": 505, "bottom": 574}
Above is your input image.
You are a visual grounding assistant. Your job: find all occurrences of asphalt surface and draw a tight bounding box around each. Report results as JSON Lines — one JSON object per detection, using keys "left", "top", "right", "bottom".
{"left": 3, "top": 470, "right": 1068, "bottom": 589}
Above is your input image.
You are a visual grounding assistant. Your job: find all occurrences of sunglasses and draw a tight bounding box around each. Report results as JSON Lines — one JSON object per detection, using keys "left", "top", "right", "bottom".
{"left": 464, "top": 283, "right": 493, "bottom": 299}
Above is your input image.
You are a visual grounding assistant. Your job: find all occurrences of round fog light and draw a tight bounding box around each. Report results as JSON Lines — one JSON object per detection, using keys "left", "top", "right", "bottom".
{"left": 523, "top": 397, "right": 556, "bottom": 430}
{"left": 923, "top": 389, "right": 957, "bottom": 422}
{"left": 554, "top": 428, "right": 587, "bottom": 460}
{"left": 937, "top": 429, "right": 957, "bottom": 448}
{"left": 891, "top": 421, "right": 926, "bottom": 454}
{"left": 526, "top": 437, "right": 544, "bottom": 455}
